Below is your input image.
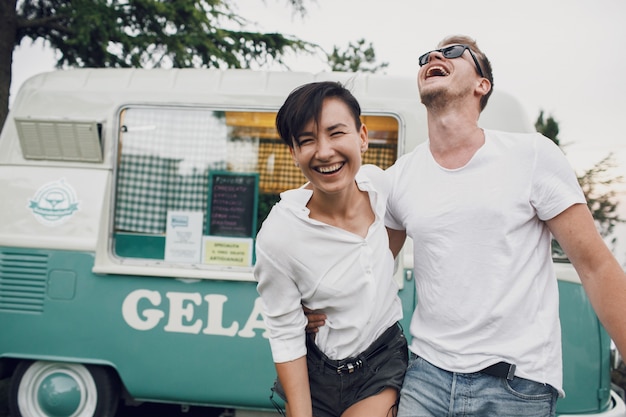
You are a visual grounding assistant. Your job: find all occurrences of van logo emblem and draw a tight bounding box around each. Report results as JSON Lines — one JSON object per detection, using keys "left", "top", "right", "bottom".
{"left": 29, "top": 179, "right": 80, "bottom": 225}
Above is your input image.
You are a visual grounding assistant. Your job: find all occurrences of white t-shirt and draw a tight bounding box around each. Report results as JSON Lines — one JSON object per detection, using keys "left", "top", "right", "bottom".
{"left": 386, "top": 129, "right": 586, "bottom": 395}
{"left": 255, "top": 164, "right": 403, "bottom": 363}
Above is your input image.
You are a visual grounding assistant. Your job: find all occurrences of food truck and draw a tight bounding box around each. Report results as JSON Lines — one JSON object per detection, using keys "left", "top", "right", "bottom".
{"left": 0, "top": 68, "right": 623, "bottom": 417}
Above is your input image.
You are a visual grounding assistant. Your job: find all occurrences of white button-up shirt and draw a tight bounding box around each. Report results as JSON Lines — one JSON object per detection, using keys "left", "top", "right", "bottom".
{"left": 255, "top": 165, "right": 402, "bottom": 362}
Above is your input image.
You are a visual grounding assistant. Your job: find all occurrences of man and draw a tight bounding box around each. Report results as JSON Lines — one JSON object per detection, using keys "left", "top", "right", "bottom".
{"left": 383, "top": 34, "right": 626, "bottom": 416}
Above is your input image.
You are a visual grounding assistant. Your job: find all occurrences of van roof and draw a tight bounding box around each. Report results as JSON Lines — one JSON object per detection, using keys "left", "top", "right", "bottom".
{"left": 8, "top": 68, "right": 530, "bottom": 123}
{"left": 2, "top": 68, "right": 534, "bottom": 165}
{"left": 10, "top": 68, "right": 418, "bottom": 118}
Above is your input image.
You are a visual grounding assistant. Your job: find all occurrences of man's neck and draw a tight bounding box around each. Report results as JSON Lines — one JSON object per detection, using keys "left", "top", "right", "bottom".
{"left": 426, "top": 106, "right": 484, "bottom": 169}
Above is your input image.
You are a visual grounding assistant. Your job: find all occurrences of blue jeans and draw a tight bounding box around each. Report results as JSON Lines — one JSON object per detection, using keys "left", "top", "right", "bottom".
{"left": 397, "top": 354, "right": 558, "bottom": 417}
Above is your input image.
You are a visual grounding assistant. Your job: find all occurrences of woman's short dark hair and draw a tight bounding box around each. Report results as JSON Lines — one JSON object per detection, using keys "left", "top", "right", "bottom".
{"left": 276, "top": 81, "right": 362, "bottom": 148}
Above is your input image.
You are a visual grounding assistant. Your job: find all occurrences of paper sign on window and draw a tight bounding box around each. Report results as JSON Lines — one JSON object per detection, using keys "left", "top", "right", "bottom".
{"left": 164, "top": 211, "right": 204, "bottom": 263}
{"left": 202, "top": 236, "right": 253, "bottom": 267}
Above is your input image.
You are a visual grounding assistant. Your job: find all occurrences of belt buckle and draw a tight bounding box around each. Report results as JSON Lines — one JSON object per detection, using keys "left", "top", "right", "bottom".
{"left": 336, "top": 359, "right": 363, "bottom": 374}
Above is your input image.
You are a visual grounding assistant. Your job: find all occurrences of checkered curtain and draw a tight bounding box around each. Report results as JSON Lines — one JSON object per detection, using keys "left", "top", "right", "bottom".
{"left": 115, "top": 108, "right": 227, "bottom": 234}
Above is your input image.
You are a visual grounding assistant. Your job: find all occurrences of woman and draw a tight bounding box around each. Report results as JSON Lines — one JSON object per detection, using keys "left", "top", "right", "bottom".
{"left": 254, "top": 81, "right": 407, "bottom": 417}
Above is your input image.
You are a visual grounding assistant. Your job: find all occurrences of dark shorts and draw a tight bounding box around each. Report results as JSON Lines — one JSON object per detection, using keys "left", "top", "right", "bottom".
{"left": 272, "top": 323, "right": 408, "bottom": 417}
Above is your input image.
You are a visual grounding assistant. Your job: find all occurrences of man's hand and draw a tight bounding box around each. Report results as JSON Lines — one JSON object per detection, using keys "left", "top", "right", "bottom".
{"left": 303, "top": 306, "right": 326, "bottom": 334}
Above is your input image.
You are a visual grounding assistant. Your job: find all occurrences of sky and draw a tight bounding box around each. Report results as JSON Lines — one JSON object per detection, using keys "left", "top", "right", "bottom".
{"left": 9, "top": 0, "right": 626, "bottom": 263}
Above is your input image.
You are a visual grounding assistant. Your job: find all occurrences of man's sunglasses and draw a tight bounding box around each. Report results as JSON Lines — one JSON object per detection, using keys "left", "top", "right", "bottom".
{"left": 418, "top": 44, "right": 484, "bottom": 78}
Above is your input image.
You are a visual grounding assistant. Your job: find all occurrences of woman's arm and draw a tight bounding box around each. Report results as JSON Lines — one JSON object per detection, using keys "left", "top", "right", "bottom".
{"left": 275, "top": 356, "right": 313, "bottom": 417}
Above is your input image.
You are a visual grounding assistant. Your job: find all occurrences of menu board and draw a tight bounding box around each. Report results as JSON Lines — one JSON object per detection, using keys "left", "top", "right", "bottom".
{"left": 207, "top": 171, "right": 259, "bottom": 238}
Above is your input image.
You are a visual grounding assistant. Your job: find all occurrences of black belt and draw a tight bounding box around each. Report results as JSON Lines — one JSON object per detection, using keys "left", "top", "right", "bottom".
{"left": 307, "top": 323, "right": 401, "bottom": 375}
{"left": 479, "top": 361, "right": 516, "bottom": 380}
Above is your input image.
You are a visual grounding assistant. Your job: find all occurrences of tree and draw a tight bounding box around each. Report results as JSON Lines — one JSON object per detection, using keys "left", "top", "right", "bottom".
{"left": 577, "top": 154, "right": 624, "bottom": 242}
{"left": 1, "top": 0, "right": 315, "bottom": 131}
{"left": 327, "top": 38, "right": 389, "bottom": 73}
{"left": 535, "top": 110, "right": 624, "bottom": 252}
{"left": 535, "top": 110, "right": 561, "bottom": 146}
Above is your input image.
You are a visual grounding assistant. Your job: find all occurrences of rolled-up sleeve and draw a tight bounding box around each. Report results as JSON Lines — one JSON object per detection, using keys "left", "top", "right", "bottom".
{"left": 255, "top": 243, "right": 307, "bottom": 363}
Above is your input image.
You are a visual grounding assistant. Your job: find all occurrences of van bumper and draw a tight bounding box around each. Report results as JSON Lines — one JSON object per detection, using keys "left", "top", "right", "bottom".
{"left": 558, "top": 391, "right": 626, "bottom": 417}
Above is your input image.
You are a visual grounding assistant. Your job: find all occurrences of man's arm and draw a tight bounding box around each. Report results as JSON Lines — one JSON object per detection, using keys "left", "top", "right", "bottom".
{"left": 303, "top": 306, "right": 326, "bottom": 334}
{"left": 387, "top": 227, "right": 407, "bottom": 259}
{"left": 547, "top": 203, "right": 626, "bottom": 357}
{"left": 275, "top": 356, "right": 312, "bottom": 417}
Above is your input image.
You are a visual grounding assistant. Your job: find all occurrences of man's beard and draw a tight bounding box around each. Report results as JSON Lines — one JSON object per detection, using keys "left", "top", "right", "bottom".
{"left": 420, "top": 83, "right": 473, "bottom": 111}
{"left": 420, "top": 89, "right": 448, "bottom": 111}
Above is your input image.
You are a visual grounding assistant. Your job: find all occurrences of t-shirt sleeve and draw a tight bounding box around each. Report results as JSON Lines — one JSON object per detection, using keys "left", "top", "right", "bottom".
{"left": 530, "top": 134, "right": 587, "bottom": 221}
{"left": 360, "top": 164, "right": 390, "bottom": 194}
{"left": 384, "top": 159, "right": 404, "bottom": 230}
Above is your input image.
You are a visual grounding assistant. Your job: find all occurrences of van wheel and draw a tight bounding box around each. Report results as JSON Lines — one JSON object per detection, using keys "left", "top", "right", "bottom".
{"left": 8, "top": 360, "right": 120, "bottom": 417}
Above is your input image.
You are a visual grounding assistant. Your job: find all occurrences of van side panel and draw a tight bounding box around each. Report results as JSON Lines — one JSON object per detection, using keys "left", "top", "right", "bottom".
{"left": 558, "top": 278, "right": 612, "bottom": 414}
{"left": 0, "top": 247, "right": 276, "bottom": 406}
{"left": 0, "top": 246, "right": 416, "bottom": 409}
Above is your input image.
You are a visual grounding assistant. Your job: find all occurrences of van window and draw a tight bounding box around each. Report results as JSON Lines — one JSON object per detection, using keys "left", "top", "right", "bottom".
{"left": 112, "top": 106, "right": 398, "bottom": 264}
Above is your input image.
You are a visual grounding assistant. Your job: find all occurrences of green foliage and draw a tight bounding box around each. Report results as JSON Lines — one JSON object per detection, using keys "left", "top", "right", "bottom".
{"left": 14, "top": 0, "right": 314, "bottom": 69}
{"left": 257, "top": 193, "right": 280, "bottom": 233}
{"left": 327, "top": 38, "right": 388, "bottom": 73}
{"left": 0, "top": 0, "right": 318, "bottom": 129}
{"left": 535, "top": 110, "right": 560, "bottom": 146}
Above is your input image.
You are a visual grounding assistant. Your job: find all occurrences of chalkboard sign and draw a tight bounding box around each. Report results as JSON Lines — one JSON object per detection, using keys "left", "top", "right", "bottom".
{"left": 207, "top": 171, "right": 259, "bottom": 238}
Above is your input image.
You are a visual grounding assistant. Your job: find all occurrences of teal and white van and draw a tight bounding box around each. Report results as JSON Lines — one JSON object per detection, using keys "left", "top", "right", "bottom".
{"left": 0, "top": 69, "right": 623, "bottom": 417}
